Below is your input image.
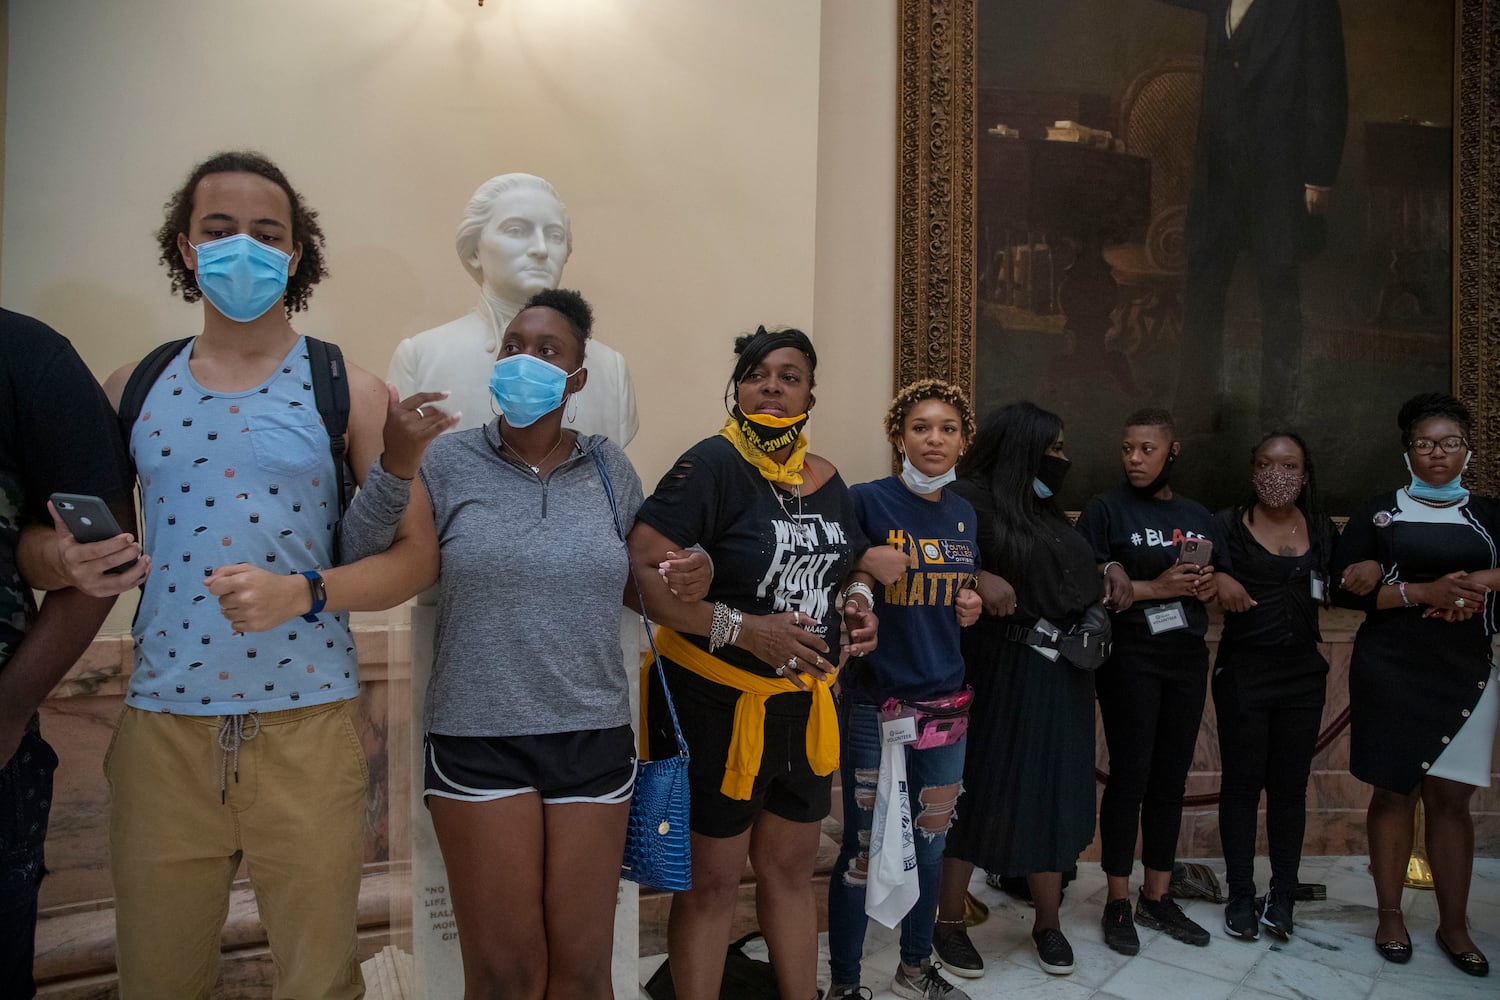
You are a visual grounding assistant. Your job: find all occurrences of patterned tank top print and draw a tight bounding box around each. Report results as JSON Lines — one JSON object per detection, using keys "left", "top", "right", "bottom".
{"left": 128, "top": 337, "right": 357, "bottom": 714}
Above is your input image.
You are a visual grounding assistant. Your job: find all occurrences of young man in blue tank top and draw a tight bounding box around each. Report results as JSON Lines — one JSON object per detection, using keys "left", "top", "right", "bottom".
{"left": 36, "top": 152, "right": 446, "bottom": 998}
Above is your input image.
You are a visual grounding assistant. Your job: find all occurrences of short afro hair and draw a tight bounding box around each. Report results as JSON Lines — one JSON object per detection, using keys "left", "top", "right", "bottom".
{"left": 883, "top": 379, "right": 976, "bottom": 456}
{"left": 156, "top": 151, "right": 328, "bottom": 315}
{"left": 1124, "top": 407, "right": 1176, "bottom": 437}
{"left": 1397, "top": 392, "right": 1471, "bottom": 446}
{"left": 518, "top": 287, "right": 593, "bottom": 361}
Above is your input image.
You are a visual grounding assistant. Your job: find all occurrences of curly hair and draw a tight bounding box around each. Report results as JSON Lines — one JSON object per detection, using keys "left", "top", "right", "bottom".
{"left": 882, "top": 379, "right": 976, "bottom": 458}
{"left": 519, "top": 287, "right": 593, "bottom": 361}
{"left": 1397, "top": 391, "right": 1471, "bottom": 446}
{"left": 155, "top": 151, "right": 329, "bottom": 315}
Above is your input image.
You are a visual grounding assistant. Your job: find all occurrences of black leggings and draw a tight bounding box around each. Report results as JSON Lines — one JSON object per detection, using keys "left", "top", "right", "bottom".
{"left": 1095, "top": 641, "right": 1209, "bottom": 878}
{"left": 1213, "top": 643, "right": 1328, "bottom": 896}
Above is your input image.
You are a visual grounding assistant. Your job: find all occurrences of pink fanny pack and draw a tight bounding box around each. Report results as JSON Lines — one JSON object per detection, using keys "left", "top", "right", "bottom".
{"left": 879, "top": 686, "right": 973, "bottom": 749}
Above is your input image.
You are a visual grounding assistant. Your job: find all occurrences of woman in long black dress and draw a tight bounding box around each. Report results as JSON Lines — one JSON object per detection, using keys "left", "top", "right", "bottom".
{"left": 931, "top": 402, "right": 1133, "bottom": 979}
{"left": 1212, "top": 432, "right": 1335, "bottom": 941}
{"left": 1334, "top": 392, "right": 1497, "bottom": 978}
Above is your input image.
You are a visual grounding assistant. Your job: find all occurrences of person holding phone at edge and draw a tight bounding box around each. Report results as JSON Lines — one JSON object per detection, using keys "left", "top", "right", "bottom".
{"left": 1077, "top": 408, "right": 1230, "bottom": 955}
{"left": 1333, "top": 392, "right": 1496, "bottom": 977}
{"left": 826, "top": 379, "right": 982, "bottom": 1000}
{"left": 626, "top": 327, "right": 881, "bottom": 1000}
{"left": 2, "top": 309, "right": 147, "bottom": 998}
{"left": 37, "top": 151, "right": 441, "bottom": 1000}
{"left": 1210, "top": 432, "right": 1335, "bottom": 941}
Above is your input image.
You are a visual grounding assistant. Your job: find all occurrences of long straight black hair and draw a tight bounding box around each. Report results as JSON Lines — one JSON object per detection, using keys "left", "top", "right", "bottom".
{"left": 957, "top": 400, "right": 1065, "bottom": 580}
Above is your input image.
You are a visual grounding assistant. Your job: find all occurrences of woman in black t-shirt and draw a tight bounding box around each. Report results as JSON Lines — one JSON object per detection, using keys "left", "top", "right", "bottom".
{"left": 1211, "top": 432, "right": 1335, "bottom": 942}
{"left": 627, "top": 327, "right": 881, "bottom": 1000}
{"left": 1077, "top": 408, "right": 1228, "bottom": 956}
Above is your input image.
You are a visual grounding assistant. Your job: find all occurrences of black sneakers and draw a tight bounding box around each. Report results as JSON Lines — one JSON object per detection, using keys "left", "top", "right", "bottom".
{"left": 1224, "top": 893, "right": 1260, "bottom": 940}
{"left": 1136, "top": 891, "right": 1211, "bottom": 946}
{"left": 1102, "top": 897, "right": 1140, "bottom": 956}
{"left": 1260, "top": 885, "right": 1294, "bottom": 940}
{"left": 931, "top": 923, "right": 985, "bottom": 979}
{"left": 1032, "top": 927, "right": 1075, "bottom": 975}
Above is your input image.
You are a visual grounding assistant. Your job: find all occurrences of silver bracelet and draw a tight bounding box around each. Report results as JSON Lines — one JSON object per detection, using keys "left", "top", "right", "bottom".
{"left": 710, "top": 603, "right": 744, "bottom": 651}
{"left": 842, "top": 582, "right": 875, "bottom": 608}
{"left": 1101, "top": 560, "right": 1123, "bottom": 576}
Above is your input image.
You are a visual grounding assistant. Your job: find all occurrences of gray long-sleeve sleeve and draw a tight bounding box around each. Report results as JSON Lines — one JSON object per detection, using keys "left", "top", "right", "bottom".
{"left": 338, "top": 458, "right": 412, "bottom": 564}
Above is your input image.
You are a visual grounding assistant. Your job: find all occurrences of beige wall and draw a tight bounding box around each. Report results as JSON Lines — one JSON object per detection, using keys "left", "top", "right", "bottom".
{"left": 2, "top": 0, "right": 896, "bottom": 489}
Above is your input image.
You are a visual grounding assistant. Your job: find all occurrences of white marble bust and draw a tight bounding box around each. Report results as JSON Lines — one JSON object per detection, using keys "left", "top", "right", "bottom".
{"left": 388, "top": 173, "right": 638, "bottom": 444}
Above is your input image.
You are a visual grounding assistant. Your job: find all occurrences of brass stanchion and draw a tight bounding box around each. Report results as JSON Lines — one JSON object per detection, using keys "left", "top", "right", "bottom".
{"left": 1404, "top": 799, "right": 1435, "bottom": 890}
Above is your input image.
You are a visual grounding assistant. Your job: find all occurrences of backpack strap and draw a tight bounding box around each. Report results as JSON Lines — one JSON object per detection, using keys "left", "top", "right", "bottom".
{"left": 305, "top": 337, "right": 352, "bottom": 517}
{"left": 116, "top": 338, "right": 193, "bottom": 454}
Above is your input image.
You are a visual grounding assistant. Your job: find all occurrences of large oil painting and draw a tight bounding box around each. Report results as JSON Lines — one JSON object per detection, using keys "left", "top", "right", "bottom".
{"left": 897, "top": 0, "right": 1498, "bottom": 512}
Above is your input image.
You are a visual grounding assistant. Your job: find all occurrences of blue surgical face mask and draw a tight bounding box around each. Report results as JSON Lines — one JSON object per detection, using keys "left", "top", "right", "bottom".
{"left": 489, "top": 353, "right": 581, "bottom": 428}
{"left": 899, "top": 454, "right": 956, "bottom": 495}
{"left": 192, "top": 234, "right": 292, "bottom": 323}
{"left": 1032, "top": 477, "right": 1054, "bottom": 499}
{"left": 1404, "top": 452, "right": 1471, "bottom": 504}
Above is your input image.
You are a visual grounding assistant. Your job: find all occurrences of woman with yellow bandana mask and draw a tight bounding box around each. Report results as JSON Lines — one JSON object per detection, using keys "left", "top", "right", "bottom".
{"left": 628, "top": 326, "right": 883, "bottom": 1000}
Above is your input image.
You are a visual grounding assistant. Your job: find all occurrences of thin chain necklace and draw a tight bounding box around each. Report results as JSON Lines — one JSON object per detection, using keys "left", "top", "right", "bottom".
{"left": 770, "top": 481, "right": 816, "bottom": 543}
{"left": 500, "top": 430, "right": 566, "bottom": 476}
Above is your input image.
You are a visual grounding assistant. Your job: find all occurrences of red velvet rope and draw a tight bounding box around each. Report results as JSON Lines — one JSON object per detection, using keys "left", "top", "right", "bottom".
{"left": 1093, "top": 705, "right": 1353, "bottom": 807}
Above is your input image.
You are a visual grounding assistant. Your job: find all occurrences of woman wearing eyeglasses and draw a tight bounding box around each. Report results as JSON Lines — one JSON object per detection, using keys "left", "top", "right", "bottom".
{"left": 1333, "top": 392, "right": 1497, "bottom": 978}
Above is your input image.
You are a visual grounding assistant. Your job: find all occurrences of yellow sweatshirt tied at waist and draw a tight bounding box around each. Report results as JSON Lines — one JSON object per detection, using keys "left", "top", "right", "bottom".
{"left": 643, "top": 626, "right": 840, "bottom": 801}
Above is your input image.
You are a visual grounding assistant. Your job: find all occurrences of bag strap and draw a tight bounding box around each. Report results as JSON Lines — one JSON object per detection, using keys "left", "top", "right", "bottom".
{"left": 998, "top": 622, "right": 1059, "bottom": 648}
{"left": 305, "top": 337, "right": 352, "bottom": 517}
{"left": 592, "top": 449, "right": 689, "bottom": 758}
{"left": 117, "top": 337, "right": 192, "bottom": 450}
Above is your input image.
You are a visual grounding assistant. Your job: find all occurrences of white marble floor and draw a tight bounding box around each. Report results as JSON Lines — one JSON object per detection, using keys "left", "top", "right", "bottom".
{"left": 645, "top": 856, "right": 1500, "bottom": 999}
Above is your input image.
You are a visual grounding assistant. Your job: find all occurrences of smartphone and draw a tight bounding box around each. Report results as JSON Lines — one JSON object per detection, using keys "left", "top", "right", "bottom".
{"left": 50, "top": 493, "right": 138, "bottom": 575}
{"left": 1179, "top": 537, "right": 1213, "bottom": 568}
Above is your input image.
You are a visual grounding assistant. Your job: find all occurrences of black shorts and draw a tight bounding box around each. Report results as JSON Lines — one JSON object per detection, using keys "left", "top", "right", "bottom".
{"left": 647, "top": 659, "right": 831, "bottom": 838}
{"left": 424, "top": 725, "right": 636, "bottom": 805}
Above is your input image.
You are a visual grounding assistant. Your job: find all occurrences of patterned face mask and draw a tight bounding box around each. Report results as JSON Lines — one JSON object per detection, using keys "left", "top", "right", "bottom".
{"left": 1251, "top": 466, "right": 1303, "bottom": 508}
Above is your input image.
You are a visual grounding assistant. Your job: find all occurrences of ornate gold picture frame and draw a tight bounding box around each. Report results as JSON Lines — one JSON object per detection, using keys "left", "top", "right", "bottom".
{"left": 896, "top": 0, "right": 1498, "bottom": 494}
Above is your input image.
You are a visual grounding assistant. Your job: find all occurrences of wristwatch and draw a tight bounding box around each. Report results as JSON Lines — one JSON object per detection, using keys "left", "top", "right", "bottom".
{"left": 301, "top": 570, "right": 327, "bottom": 623}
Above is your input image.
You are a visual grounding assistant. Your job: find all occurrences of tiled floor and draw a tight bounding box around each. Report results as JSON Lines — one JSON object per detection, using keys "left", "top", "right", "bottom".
{"left": 645, "top": 856, "right": 1499, "bottom": 999}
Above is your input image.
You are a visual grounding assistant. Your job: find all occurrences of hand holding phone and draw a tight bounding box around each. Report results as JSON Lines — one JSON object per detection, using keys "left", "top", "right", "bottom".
{"left": 1179, "top": 537, "right": 1213, "bottom": 569}
{"left": 49, "top": 493, "right": 142, "bottom": 578}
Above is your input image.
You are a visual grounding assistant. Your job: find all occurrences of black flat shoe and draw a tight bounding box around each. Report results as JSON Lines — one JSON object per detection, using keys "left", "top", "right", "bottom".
{"left": 1375, "top": 936, "right": 1412, "bottom": 964}
{"left": 1436, "top": 930, "right": 1489, "bottom": 977}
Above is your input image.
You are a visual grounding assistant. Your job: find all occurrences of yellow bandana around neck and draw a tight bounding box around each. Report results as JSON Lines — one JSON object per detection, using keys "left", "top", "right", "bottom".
{"left": 720, "top": 414, "right": 808, "bottom": 486}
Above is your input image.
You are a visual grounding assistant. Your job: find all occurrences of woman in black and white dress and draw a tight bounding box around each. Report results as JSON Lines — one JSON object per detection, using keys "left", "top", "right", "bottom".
{"left": 1334, "top": 392, "right": 1497, "bottom": 978}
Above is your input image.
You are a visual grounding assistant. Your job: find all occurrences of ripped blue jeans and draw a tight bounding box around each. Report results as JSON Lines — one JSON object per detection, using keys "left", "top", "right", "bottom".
{"left": 827, "top": 697, "right": 966, "bottom": 986}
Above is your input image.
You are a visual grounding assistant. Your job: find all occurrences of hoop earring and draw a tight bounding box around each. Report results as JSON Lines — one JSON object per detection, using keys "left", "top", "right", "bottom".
{"left": 564, "top": 393, "right": 579, "bottom": 423}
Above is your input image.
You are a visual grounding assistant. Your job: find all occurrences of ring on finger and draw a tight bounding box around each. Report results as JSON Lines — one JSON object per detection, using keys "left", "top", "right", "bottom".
{"left": 1455, "top": 597, "right": 1467, "bottom": 608}
{"left": 774, "top": 664, "right": 786, "bottom": 676}
{"left": 787, "top": 656, "right": 798, "bottom": 672}
{"left": 793, "top": 610, "right": 801, "bottom": 626}
{"left": 416, "top": 407, "right": 426, "bottom": 419}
